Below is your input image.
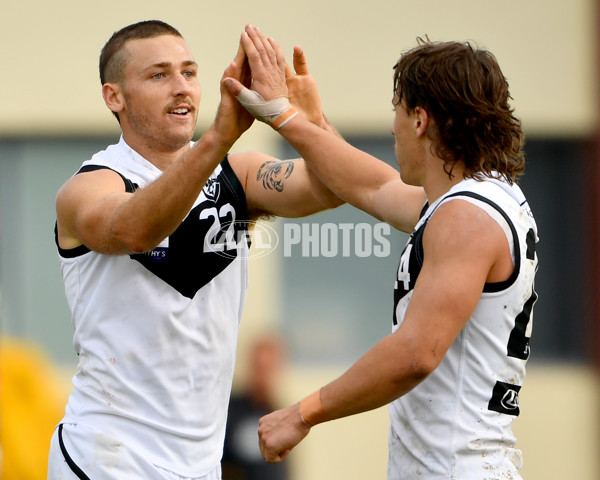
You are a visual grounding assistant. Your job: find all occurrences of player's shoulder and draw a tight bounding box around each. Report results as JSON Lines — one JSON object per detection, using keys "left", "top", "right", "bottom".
{"left": 424, "top": 198, "right": 507, "bottom": 257}
{"left": 430, "top": 198, "right": 498, "bottom": 231}
{"left": 58, "top": 167, "right": 128, "bottom": 201}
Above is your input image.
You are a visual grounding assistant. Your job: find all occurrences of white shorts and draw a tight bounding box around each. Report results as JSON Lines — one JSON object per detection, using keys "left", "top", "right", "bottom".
{"left": 47, "top": 424, "right": 222, "bottom": 480}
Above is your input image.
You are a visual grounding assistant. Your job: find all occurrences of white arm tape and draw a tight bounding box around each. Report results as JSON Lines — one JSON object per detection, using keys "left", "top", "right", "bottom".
{"left": 236, "top": 87, "right": 298, "bottom": 129}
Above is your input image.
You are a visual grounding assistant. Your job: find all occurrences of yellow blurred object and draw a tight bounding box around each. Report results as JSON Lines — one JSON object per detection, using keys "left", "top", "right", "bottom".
{"left": 0, "top": 338, "right": 69, "bottom": 480}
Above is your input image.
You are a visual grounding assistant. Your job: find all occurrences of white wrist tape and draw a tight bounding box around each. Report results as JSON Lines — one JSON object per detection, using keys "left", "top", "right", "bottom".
{"left": 236, "top": 87, "right": 298, "bottom": 130}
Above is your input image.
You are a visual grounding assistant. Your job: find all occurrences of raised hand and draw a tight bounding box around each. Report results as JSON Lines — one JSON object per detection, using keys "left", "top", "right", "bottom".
{"left": 241, "top": 24, "right": 289, "bottom": 101}
{"left": 223, "top": 25, "right": 298, "bottom": 129}
{"left": 223, "top": 25, "right": 338, "bottom": 134}
{"left": 213, "top": 38, "right": 255, "bottom": 143}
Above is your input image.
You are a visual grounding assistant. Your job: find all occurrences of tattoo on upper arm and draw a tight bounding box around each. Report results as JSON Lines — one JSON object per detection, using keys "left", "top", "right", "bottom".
{"left": 256, "top": 160, "right": 295, "bottom": 193}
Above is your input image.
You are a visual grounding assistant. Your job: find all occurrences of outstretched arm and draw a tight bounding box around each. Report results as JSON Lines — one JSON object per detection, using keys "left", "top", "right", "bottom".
{"left": 257, "top": 199, "right": 508, "bottom": 462}
{"left": 223, "top": 25, "right": 425, "bottom": 233}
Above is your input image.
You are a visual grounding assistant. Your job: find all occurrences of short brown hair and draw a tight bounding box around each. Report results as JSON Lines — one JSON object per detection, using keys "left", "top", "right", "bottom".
{"left": 99, "top": 20, "right": 182, "bottom": 86}
{"left": 393, "top": 37, "right": 524, "bottom": 182}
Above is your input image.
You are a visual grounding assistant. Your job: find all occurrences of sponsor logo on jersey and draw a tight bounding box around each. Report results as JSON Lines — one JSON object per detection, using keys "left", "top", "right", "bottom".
{"left": 130, "top": 246, "right": 169, "bottom": 264}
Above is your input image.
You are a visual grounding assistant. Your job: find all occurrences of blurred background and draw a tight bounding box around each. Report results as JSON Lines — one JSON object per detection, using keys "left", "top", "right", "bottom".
{"left": 1, "top": 0, "right": 599, "bottom": 478}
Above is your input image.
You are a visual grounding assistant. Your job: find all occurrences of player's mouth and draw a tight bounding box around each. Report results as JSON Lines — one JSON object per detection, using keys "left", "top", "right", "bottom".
{"left": 169, "top": 108, "right": 190, "bottom": 116}
{"left": 168, "top": 104, "right": 193, "bottom": 117}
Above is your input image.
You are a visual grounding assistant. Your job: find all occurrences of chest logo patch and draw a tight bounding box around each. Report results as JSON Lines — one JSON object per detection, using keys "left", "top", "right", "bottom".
{"left": 203, "top": 177, "right": 221, "bottom": 202}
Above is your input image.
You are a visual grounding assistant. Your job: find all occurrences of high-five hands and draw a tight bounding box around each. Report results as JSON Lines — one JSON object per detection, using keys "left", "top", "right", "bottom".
{"left": 223, "top": 25, "right": 297, "bottom": 129}
{"left": 223, "top": 24, "right": 326, "bottom": 130}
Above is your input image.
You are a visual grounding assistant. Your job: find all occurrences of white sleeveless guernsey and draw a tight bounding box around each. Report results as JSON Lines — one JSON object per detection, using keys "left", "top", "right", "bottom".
{"left": 389, "top": 176, "right": 538, "bottom": 480}
{"left": 56, "top": 137, "right": 250, "bottom": 477}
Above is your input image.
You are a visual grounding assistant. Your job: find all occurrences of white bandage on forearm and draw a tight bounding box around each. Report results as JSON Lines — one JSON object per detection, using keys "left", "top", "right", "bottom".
{"left": 236, "top": 87, "right": 298, "bottom": 130}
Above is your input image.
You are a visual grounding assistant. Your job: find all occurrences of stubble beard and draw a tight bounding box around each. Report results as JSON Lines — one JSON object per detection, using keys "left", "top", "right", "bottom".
{"left": 128, "top": 109, "right": 196, "bottom": 153}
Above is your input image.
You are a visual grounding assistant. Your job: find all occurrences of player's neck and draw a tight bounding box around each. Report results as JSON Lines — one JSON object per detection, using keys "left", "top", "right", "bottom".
{"left": 423, "top": 161, "right": 466, "bottom": 204}
{"left": 124, "top": 134, "right": 191, "bottom": 171}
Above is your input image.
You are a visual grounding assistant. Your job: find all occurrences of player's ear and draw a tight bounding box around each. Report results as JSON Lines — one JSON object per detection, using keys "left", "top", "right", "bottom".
{"left": 413, "top": 106, "right": 429, "bottom": 137}
{"left": 102, "top": 83, "right": 125, "bottom": 115}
